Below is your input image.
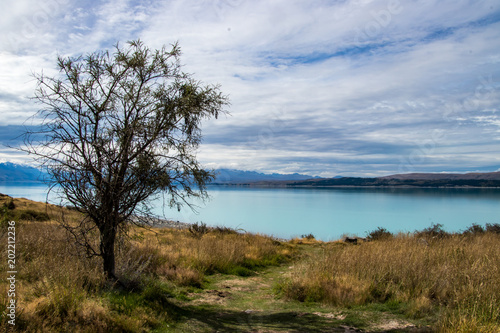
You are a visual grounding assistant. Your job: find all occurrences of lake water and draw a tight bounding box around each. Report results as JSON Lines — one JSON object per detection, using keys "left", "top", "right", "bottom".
{"left": 1, "top": 182, "right": 499, "bottom": 241}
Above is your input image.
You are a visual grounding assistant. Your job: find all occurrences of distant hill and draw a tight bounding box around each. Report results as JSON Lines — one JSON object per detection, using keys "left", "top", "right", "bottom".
{"left": 283, "top": 171, "right": 500, "bottom": 188}
{"left": 0, "top": 162, "right": 47, "bottom": 182}
{"left": 380, "top": 172, "right": 500, "bottom": 181}
{"left": 211, "top": 169, "right": 322, "bottom": 184}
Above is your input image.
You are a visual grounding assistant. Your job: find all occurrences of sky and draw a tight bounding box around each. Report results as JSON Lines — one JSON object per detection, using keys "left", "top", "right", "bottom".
{"left": 1, "top": 0, "right": 499, "bottom": 177}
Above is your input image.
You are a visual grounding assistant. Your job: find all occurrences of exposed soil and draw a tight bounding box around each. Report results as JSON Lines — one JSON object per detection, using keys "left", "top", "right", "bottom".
{"left": 170, "top": 246, "right": 433, "bottom": 332}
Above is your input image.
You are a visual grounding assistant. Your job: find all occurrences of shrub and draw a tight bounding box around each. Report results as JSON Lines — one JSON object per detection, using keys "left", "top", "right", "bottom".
{"left": 188, "top": 222, "right": 209, "bottom": 239}
{"left": 301, "top": 233, "right": 315, "bottom": 240}
{"left": 485, "top": 223, "right": 500, "bottom": 234}
{"left": 17, "top": 209, "right": 50, "bottom": 222}
{"left": 3, "top": 199, "right": 15, "bottom": 210}
{"left": 415, "top": 223, "right": 449, "bottom": 239}
{"left": 0, "top": 207, "right": 13, "bottom": 229}
{"left": 366, "top": 227, "right": 392, "bottom": 241}
{"left": 463, "top": 223, "right": 485, "bottom": 236}
{"left": 212, "top": 225, "right": 239, "bottom": 235}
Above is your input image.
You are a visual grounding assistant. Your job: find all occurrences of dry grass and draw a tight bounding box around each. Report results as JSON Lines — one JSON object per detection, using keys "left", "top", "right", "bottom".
{"left": 127, "top": 225, "right": 295, "bottom": 284}
{"left": 0, "top": 194, "right": 295, "bottom": 332}
{"left": 278, "top": 233, "right": 500, "bottom": 332}
{"left": 2, "top": 194, "right": 499, "bottom": 332}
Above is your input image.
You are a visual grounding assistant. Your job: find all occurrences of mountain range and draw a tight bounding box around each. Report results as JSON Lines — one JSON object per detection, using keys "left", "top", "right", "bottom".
{"left": 2, "top": 162, "right": 500, "bottom": 187}
{"left": 0, "top": 163, "right": 321, "bottom": 183}
{"left": 212, "top": 168, "right": 323, "bottom": 183}
{"left": 0, "top": 162, "right": 46, "bottom": 182}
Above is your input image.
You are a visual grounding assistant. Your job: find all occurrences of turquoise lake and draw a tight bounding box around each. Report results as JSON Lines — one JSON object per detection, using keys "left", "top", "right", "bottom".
{"left": 1, "top": 183, "right": 499, "bottom": 241}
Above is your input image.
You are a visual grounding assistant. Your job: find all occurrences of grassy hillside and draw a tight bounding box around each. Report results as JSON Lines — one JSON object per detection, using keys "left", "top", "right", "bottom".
{"left": 0, "top": 194, "right": 499, "bottom": 332}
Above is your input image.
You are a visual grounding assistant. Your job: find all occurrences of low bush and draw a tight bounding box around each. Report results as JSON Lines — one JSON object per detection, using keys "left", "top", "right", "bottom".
{"left": 17, "top": 209, "right": 50, "bottom": 222}
{"left": 188, "top": 222, "right": 209, "bottom": 238}
{"left": 462, "top": 223, "right": 485, "bottom": 235}
{"left": 366, "top": 227, "right": 392, "bottom": 241}
{"left": 486, "top": 223, "right": 500, "bottom": 234}
{"left": 415, "top": 223, "right": 449, "bottom": 239}
{"left": 3, "top": 198, "right": 15, "bottom": 210}
{"left": 212, "top": 225, "right": 240, "bottom": 235}
{"left": 301, "top": 233, "right": 315, "bottom": 240}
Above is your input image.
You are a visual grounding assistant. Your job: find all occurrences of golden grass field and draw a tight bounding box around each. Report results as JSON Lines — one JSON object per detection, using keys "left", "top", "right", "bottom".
{"left": 279, "top": 234, "right": 500, "bottom": 332}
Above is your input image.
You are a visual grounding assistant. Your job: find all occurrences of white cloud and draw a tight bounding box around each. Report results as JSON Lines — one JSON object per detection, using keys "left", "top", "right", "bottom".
{"left": 1, "top": 0, "right": 500, "bottom": 176}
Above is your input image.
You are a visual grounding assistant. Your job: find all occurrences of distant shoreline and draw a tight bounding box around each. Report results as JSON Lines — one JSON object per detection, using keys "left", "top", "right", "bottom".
{"left": 210, "top": 183, "right": 500, "bottom": 189}
{"left": 3, "top": 180, "right": 500, "bottom": 190}
{"left": 210, "top": 172, "right": 500, "bottom": 188}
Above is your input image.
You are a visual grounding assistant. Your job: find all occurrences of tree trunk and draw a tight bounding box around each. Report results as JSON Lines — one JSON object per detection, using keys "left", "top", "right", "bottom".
{"left": 100, "top": 224, "right": 117, "bottom": 281}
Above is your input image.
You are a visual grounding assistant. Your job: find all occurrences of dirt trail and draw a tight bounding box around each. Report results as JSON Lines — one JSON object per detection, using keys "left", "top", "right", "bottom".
{"left": 170, "top": 246, "right": 430, "bottom": 332}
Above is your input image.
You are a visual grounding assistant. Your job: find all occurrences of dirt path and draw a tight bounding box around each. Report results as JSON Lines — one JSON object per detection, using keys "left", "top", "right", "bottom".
{"left": 168, "top": 246, "right": 431, "bottom": 332}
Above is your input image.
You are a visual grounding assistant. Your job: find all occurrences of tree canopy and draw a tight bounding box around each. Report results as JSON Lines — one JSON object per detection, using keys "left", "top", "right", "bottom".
{"left": 23, "top": 40, "right": 229, "bottom": 280}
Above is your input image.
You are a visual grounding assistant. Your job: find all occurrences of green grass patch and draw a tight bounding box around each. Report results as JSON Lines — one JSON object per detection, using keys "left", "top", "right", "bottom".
{"left": 227, "top": 265, "right": 254, "bottom": 277}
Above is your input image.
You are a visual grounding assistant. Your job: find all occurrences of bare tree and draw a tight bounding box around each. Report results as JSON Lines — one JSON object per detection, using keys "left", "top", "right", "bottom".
{"left": 22, "top": 40, "right": 228, "bottom": 281}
